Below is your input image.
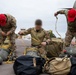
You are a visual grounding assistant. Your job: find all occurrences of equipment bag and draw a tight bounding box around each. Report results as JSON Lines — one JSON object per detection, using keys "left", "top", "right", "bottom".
{"left": 45, "top": 38, "right": 63, "bottom": 57}
{"left": 0, "top": 49, "right": 9, "bottom": 61}
{"left": 13, "top": 55, "right": 45, "bottom": 75}
{"left": 43, "top": 57, "right": 71, "bottom": 75}
{"left": 40, "top": 73, "right": 50, "bottom": 75}
{"left": 65, "top": 46, "right": 76, "bottom": 56}
{"left": 24, "top": 47, "right": 39, "bottom": 57}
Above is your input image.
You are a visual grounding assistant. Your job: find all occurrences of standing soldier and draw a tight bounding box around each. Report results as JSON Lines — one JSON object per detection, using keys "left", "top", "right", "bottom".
{"left": 0, "top": 14, "right": 17, "bottom": 59}
{"left": 54, "top": 1, "right": 76, "bottom": 47}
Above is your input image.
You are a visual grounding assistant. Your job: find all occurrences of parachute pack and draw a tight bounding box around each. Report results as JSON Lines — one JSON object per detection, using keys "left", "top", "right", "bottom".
{"left": 46, "top": 38, "right": 63, "bottom": 57}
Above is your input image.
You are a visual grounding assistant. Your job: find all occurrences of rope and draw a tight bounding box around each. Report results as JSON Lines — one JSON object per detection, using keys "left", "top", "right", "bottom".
{"left": 55, "top": 17, "right": 65, "bottom": 50}
{"left": 55, "top": 17, "right": 62, "bottom": 38}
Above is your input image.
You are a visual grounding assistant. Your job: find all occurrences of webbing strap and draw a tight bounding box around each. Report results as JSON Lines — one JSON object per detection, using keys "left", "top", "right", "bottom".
{"left": 32, "top": 37, "right": 41, "bottom": 43}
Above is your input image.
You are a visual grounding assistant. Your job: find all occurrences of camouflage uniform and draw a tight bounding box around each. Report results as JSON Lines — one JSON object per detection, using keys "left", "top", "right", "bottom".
{"left": 57, "top": 10, "right": 76, "bottom": 47}
{"left": 0, "top": 14, "right": 16, "bottom": 51}
{"left": 23, "top": 27, "right": 50, "bottom": 46}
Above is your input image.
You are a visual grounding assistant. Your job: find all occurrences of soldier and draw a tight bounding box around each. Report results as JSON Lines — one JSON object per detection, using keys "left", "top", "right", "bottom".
{"left": 54, "top": 1, "right": 76, "bottom": 47}
{"left": 19, "top": 19, "right": 50, "bottom": 47}
{"left": 0, "top": 14, "right": 17, "bottom": 59}
{"left": 19, "top": 19, "right": 51, "bottom": 58}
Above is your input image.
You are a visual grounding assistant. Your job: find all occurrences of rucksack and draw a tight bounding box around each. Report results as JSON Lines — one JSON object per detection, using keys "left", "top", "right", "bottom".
{"left": 45, "top": 38, "right": 63, "bottom": 57}
{"left": 48, "top": 30, "right": 56, "bottom": 38}
{"left": 13, "top": 55, "right": 45, "bottom": 75}
{"left": 43, "top": 57, "right": 71, "bottom": 75}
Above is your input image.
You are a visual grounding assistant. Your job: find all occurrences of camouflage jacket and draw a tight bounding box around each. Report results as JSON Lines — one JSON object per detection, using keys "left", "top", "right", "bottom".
{"left": 0, "top": 14, "right": 17, "bottom": 33}
{"left": 57, "top": 10, "right": 76, "bottom": 32}
{"left": 23, "top": 27, "right": 50, "bottom": 46}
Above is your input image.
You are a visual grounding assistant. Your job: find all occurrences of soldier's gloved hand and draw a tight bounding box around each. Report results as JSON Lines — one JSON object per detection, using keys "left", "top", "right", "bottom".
{"left": 6, "top": 31, "right": 11, "bottom": 36}
{"left": 18, "top": 31, "right": 24, "bottom": 35}
{"left": 1, "top": 31, "right": 6, "bottom": 36}
{"left": 41, "top": 42, "right": 46, "bottom": 46}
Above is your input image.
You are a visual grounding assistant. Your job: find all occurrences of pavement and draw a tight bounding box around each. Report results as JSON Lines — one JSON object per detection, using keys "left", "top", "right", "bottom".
{"left": 0, "top": 39, "right": 31, "bottom": 75}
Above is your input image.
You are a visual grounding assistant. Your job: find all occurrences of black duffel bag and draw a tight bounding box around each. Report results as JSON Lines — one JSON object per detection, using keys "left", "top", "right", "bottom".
{"left": 13, "top": 55, "right": 45, "bottom": 75}
{"left": 68, "top": 57, "right": 76, "bottom": 75}
{"left": 40, "top": 73, "right": 50, "bottom": 75}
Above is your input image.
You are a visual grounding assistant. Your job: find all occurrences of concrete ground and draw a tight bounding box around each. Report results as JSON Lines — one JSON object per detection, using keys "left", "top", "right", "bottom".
{"left": 0, "top": 39, "right": 31, "bottom": 75}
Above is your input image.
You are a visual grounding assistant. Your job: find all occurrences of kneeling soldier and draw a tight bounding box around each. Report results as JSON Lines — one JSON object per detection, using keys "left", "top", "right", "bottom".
{"left": 19, "top": 19, "right": 51, "bottom": 59}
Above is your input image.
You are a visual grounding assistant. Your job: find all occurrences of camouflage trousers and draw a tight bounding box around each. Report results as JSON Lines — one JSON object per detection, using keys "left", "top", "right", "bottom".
{"left": 65, "top": 30, "right": 76, "bottom": 47}
{"left": 0, "top": 32, "right": 16, "bottom": 51}
{"left": 38, "top": 47, "right": 47, "bottom": 59}
{"left": 31, "top": 45, "right": 47, "bottom": 60}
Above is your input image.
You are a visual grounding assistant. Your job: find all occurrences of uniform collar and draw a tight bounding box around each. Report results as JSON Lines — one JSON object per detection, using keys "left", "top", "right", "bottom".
{"left": 34, "top": 27, "right": 43, "bottom": 32}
